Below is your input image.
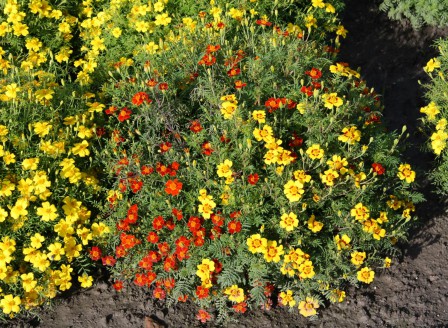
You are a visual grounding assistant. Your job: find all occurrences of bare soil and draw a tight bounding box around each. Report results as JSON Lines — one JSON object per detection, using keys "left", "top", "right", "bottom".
{"left": 8, "top": 0, "right": 448, "bottom": 327}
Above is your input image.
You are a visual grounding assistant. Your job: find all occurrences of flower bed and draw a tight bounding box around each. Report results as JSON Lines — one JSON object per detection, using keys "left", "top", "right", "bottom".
{"left": 0, "top": 0, "right": 422, "bottom": 323}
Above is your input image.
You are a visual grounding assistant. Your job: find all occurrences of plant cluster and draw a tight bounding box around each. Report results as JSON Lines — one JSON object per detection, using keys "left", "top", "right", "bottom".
{"left": 420, "top": 39, "right": 448, "bottom": 194}
{"left": 0, "top": 0, "right": 423, "bottom": 324}
{"left": 379, "top": 0, "right": 448, "bottom": 28}
{"left": 91, "top": 0, "right": 421, "bottom": 323}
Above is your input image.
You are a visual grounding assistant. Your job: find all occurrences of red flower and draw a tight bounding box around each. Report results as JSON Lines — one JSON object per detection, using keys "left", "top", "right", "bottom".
{"left": 101, "top": 256, "right": 116, "bottom": 266}
{"left": 213, "top": 259, "right": 223, "bottom": 273}
{"left": 227, "top": 67, "right": 241, "bottom": 77}
{"left": 300, "top": 86, "right": 313, "bottom": 97}
{"left": 120, "top": 233, "right": 140, "bottom": 250}
{"left": 132, "top": 92, "right": 152, "bottom": 106}
{"left": 211, "top": 213, "right": 224, "bottom": 227}
{"left": 146, "top": 271, "right": 157, "bottom": 286}
{"left": 289, "top": 132, "right": 303, "bottom": 148}
{"left": 175, "top": 236, "right": 191, "bottom": 249}
{"left": 198, "top": 54, "right": 216, "bottom": 66}
{"left": 163, "top": 255, "right": 177, "bottom": 272}
{"left": 112, "top": 280, "right": 124, "bottom": 291}
{"left": 117, "top": 107, "right": 132, "bottom": 122}
{"left": 129, "top": 178, "right": 143, "bottom": 193}
{"left": 235, "top": 80, "right": 247, "bottom": 89}
{"left": 175, "top": 247, "right": 190, "bottom": 261}
{"left": 220, "top": 134, "right": 231, "bottom": 143}
{"left": 146, "top": 79, "right": 158, "bottom": 88}
{"left": 188, "top": 216, "right": 202, "bottom": 232}
{"left": 116, "top": 220, "right": 130, "bottom": 231}
{"left": 89, "top": 246, "right": 102, "bottom": 261}
{"left": 96, "top": 127, "right": 106, "bottom": 137}
{"left": 165, "top": 218, "right": 175, "bottom": 231}
{"left": 147, "top": 251, "right": 161, "bottom": 263}
{"left": 163, "top": 278, "right": 176, "bottom": 291}
{"left": 201, "top": 141, "right": 214, "bottom": 156}
{"left": 159, "top": 142, "right": 172, "bottom": 153}
{"left": 172, "top": 208, "right": 183, "bottom": 221}
{"left": 372, "top": 163, "right": 385, "bottom": 175}
{"left": 158, "top": 242, "right": 170, "bottom": 257}
{"left": 141, "top": 165, "right": 153, "bottom": 175}
{"left": 305, "top": 68, "right": 322, "bottom": 79}
{"left": 165, "top": 179, "right": 183, "bottom": 196}
{"left": 228, "top": 220, "right": 242, "bottom": 234}
{"left": 115, "top": 245, "right": 127, "bottom": 258}
{"left": 153, "top": 287, "right": 166, "bottom": 299}
{"left": 105, "top": 106, "right": 118, "bottom": 115}
{"left": 233, "top": 301, "right": 247, "bottom": 313}
{"left": 206, "top": 44, "right": 221, "bottom": 53}
{"left": 196, "top": 309, "right": 211, "bottom": 323}
{"left": 230, "top": 211, "right": 242, "bottom": 219}
{"left": 190, "top": 120, "right": 203, "bottom": 133}
{"left": 248, "top": 173, "right": 259, "bottom": 185}
{"left": 178, "top": 295, "right": 188, "bottom": 302}
{"left": 159, "top": 82, "right": 168, "bottom": 91}
{"left": 134, "top": 273, "right": 148, "bottom": 287}
{"left": 146, "top": 231, "right": 159, "bottom": 244}
{"left": 156, "top": 162, "right": 170, "bottom": 176}
{"left": 256, "top": 19, "right": 272, "bottom": 27}
{"left": 138, "top": 254, "right": 154, "bottom": 271}
{"left": 152, "top": 216, "right": 165, "bottom": 230}
{"left": 265, "top": 97, "right": 283, "bottom": 112}
{"left": 196, "top": 286, "right": 209, "bottom": 299}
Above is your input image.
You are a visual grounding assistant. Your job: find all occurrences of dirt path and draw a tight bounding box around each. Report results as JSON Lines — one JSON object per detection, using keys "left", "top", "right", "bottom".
{"left": 9, "top": 1, "right": 448, "bottom": 327}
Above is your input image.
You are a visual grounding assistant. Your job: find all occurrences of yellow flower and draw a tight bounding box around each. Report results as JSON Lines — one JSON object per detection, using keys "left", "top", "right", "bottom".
{"left": 0, "top": 207, "right": 8, "bottom": 222}
{"left": 307, "top": 215, "right": 323, "bottom": 233}
{"left": 320, "top": 169, "right": 339, "bottom": 186}
{"left": 154, "top": 13, "right": 171, "bottom": 26}
{"left": 263, "top": 241, "right": 284, "bottom": 263}
{"left": 224, "top": 285, "right": 245, "bottom": 303}
{"left": 420, "top": 102, "right": 440, "bottom": 120}
{"left": 47, "top": 242, "right": 65, "bottom": 261}
{"left": 336, "top": 25, "right": 348, "bottom": 38}
{"left": 350, "top": 203, "right": 369, "bottom": 222}
{"left": 220, "top": 101, "right": 238, "bottom": 119}
{"left": 253, "top": 125, "right": 273, "bottom": 142}
{"left": 90, "top": 36, "right": 106, "bottom": 51}
{"left": 91, "top": 222, "right": 110, "bottom": 237}
{"left": 357, "top": 267, "right": 375, "bottom": 284}
{"left": 293, "top": 170, "right": 312, "bottom": 184}
{"left": 252, "top": 110, "right": 266, "bottom": 123}
{"left": 283, "top": 180, "right": 304, "bottom": 202}
{"left": 33, "top": 122, "right": 52, "bottom": 137}
{"left": 298, "top": 260, "right": 315, "bottom": 279}
{"left": 338, "top": 126, "right": 361, "bottom": 144}
{"left": 22, "top": 158, "right": 39, "bottom": 170}
{"left": 334, "top": 234, "right": 351, "bottom": 251}
{"left": 54, "top": 219, "right": 74, "bottom": 238}
{"left": 350, "top": 251, "right": 366, "bottom": 266}
{"left": 298, "top": 297, "right": 319, "bottom": 317}
{"left": 0, "top": 294, "right": 21, "bottom": 314}
{"left": 306, "top": 144, "right": 324, "bottom": 160}
{"left": 431, "top": 130, "right": 448, "bottom": 155}
{"left": 30, "top": 233, "right": 45, "bottom": 249}
{"left": 196, "top": 258, "right": 215, "bottom": 280}
{"left": 326, "top": 155, "right": 348, "bottom": 174}
{"left": 305, "top": 14, "right": 317, "bottom": 29}
{"left": 216, "top": 159, "right": 233, "bottom": 178}
{"left": 72, "top": 140, "right": 90, "bottom": 157}
{"left": 397, "top": 163, "right": 415, "bottom": 183}
{"left": 3, "top": 151, "right": 16, "bottom": 165}
{"left": 424, "top": 58, "right": 441, "bottom": 73}
{"left": 322, "top": 93, "right": 343, "bottom": 109}
{"left": 312, "top": 0, "right": 325, "bottom": 8}
{"left": 5, "top": 83, "right": 21, "bottom": 99}
{"left": 21, "top": 272, "right": 37, "bottom": 293}
{"left": 78, "top": 273, "right": 93, "bottom": 288}
{"left": 10, "top": 198, "right": 28, "bottom": 219}
{"left": 330, "top": 289, "right": 346, "bottom": 303}
{"left": 279, "top": 212, "right": 298, "bottom": 232}
{"left": 246, "top": 234, "right": 267, "bottom": 253}
{"left": 112, "top": 27, "right": 122, "bottom": 38}
{"left": 279, "top": 290, "right": 296, "bottom": 307}
{"left": 384, "top": 257, "right": 392, "bottom": 268}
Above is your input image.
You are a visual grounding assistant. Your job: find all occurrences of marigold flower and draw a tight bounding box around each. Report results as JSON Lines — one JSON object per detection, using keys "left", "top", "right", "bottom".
{"left": 350, "top": 203, "right": 370, "bottom": 222}
{"left": 334, "top": 234, "right": 351, "bottom": 251}
{"left": 196, "top": 309, "right": 211, "bottom": 323}
{"left": 279, "top": 290, "right": 296, "bottom": 307}
{"left": 246, "top": 234, "right": 267, "bottom": 253}
{"left": 420, "top": 101, "right": 440, "bottom": 120}
{"left": 283, "top": 180, "right": 304, "bottom": 202}
{"left": 228, "top": 220, "right": 242, "bottom": 234}
{"left": 372, "top": 163, "right": 385, "bottom": 175}
{"left": 306, "top": 144, "right": 324, "bottom": 160}
{"left": 0, "top": 294, "right": 21, "bottom": 314}
{"left": 117, "top": 107, "right": 132, "bottom": 122}
{"left": 322, "top": 92, "right": 343, "bottom": 109}
{"left": 320, "top": 169, "right": 339, "bottom": 186}
{"left": 217, "top": 159, "right": 233, "bottom": 178}
{"left": 338, "top": 126, "right": 361, "bottom": 144}
{"left": 307, "top": 215, "right": 323, "bottom": 233}
{"left": 196, "top": 286, "right": 209, "bottom": 299}
{"left": 357, "top": 267, "right": 375, "bottom": 284}
{"left": 279, "top": 212, "right": 298, "bottom": 232}
{"left": 165, "top": 179, "right": 183, "bottom": 196}
{"left": 351, "top": 251, "right": 366, "bottom": 266}
{"left": 247, "top": 173, "right": 259, "bottom": 185}
{"left": 224, "top": 285, "right": 245, "bottom": 303}
{"left": 263, "top": 240, "right": 284, "bottom": 263}
{"left": 305, "top": 67, "right": 322, "bottom": 79}
{"left": 397, "top": 164, "right": 415, "bottom": 183}
{"left": 298, "top": 297, "right": 319, "bottom": 317}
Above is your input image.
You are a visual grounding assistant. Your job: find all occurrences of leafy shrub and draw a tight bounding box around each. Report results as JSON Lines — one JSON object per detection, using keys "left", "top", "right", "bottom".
{"left": 420, "top": 39, "right": 448, "bottom": 194}
{"left": 90, "top": 0, "right": 422, "bottom": 323}
{"left": 379, "top": 0, "right": 448, "bottom": 28}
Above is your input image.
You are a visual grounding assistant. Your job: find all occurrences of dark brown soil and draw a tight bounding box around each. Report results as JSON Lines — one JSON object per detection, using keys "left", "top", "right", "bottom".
{"left": 8, "top": 0, "right": 448, "bottom": 327}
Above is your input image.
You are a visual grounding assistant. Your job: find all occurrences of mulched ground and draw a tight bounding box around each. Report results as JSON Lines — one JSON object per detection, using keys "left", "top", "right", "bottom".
{"left": 9, "top": 0, "right": 448, "bottom": 327}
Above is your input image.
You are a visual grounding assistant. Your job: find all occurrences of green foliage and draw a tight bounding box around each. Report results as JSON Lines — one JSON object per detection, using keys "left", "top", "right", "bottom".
{"left": 379, "top": 0, "right": 448, "bottom": 28}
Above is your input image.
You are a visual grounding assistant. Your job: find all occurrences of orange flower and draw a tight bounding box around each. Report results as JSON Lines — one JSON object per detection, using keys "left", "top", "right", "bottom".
{"left": 206, "top": 44, "right": 221, "bottom": 53}
{"left": 131, "top": 92, "right": 152, "bottom": 106}
{"left": 196, "top": 309, "right": 211, "bottom": 323}
{"left": 158, "top": 82, "right": 168, "bottom": 91}
{"left": 247, "top": 173, "right": 259, "bottom": 185}
{"left": 190, "top": 120, "right": 203, "bottom": 133}
{"left": 165, "top": 179, "right": 183, "bottom": 196}
{"left": 305, "top": 68, "right": 322, "bottom": 79}
{"left": 235, "top": 80, "right": 247, "bottom": 89}
{"left": 117, "top": 107, "right": 131, "bottom": 122}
